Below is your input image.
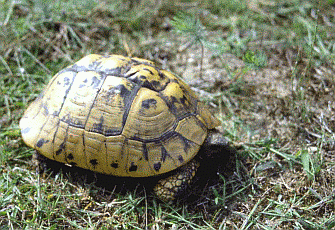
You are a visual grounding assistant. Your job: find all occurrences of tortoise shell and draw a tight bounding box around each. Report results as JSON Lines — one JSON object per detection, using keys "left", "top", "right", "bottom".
{"left": 20, "top": 54, "right": 220, "bottom": 177}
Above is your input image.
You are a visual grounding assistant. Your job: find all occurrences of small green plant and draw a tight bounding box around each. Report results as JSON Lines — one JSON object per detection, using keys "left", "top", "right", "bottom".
{"left": 226, "top": 34, "right": 250, "bottom": 58}
{"left": 171, "top": 12, "right": 206, "bottom": 78}
{"left": 296, "top": 149, "right": 322, "bottom": 181}
{"left": 171, "top": 12, "right": 206, "bottom": 46}
{"left": 243, "top": 50, "right": 267, "bottom": 69}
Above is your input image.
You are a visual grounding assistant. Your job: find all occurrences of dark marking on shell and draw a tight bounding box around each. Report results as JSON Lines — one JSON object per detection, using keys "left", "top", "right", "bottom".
{"left": 124, "top": 67, "right": 170, "bottom": 91}
{"left": 154, "top": 162, "right": 161, "bottom": 172}
{"left": 68, "top": 64, "right": 90, "bottom": 73}
{"left": 92, "top": 116, "right": 104, "bottom": 133}
{"left": 141, "top": 98, "right": 157, "bottom": 109}
{"left": 178, "top": 134, "right": 193, "bottom": 153}
{"left": 79, "top": 78, "right": 88, "bottom": 88}
{"left": 36, "top": 138, "right": 49, "bottom": 148}
{"left": 143, "top": 68, "right": 154, "bottom": 75}
{"left": 129, "top": 163, "right": 137, "bottom": 172}
{"left": 104, "top": 128, "right": 121, "bottom": 136}
{"left": 158, "top": 94, "right": 179, "bottom": 116}
{"left": 67, "top": 153, "right": 74, "bottom": 160}
{"left": 91, "top": 76, "right": 102, "bottom": 89}
{"left": 141, "top": 80, "right": 156, "bottom": 90}
{"left": 90, "top": 159, "right": 98, "bottom": 166}
{"left": 55, "top": 142, "right": 66, "bottom": 155}
{"left": 125, "top": 70, "right": 137, "bottom": 79}
{"left": 42, "top": 103, "right": 49, "bottom": 116}
{"left": 178, "top": 155, "right": 184, "bottom": 163}
{"left": 111, "top": 84, "right": 130, "bottom": 97}
{"left": 21, "top": 127, "right": 31, "bottom": 134}
{"left": 130, "top": 59, "right": 144, "bottom": 65}
{"left": 53, "top": 110, "right": 60, "bottom": 116}
{"left": 97, "top": 66, "right": 122, "bottom": 76}
{"left": 63, "top": 72, "right": 76, "bottom": 96}
{"left": 87, "top": 60, "right": 101, "bottom": 71}
{"left": 104, "top": 128, "right": 122, "bottom": 136}
{"left": 78, "top": 76, "right": 101, "bottom": 89}
{"left": 169, "top": 96, "right": 180, "bottom": 110}
{"left": 56, "top": 73, "right": 71, "bottom": 86}
{"left": 121, "top": 84, "right": 142, "bottom": 129}
{"left": 158, "top": 72, "right": 166, "bottom": 79}
{"left": 151, "top": 80, "right": 161, "bottom": 90}
{"left": 111, "top": 162, "right": 118, "bottom": 168}
{"left": 55, "top": 148, "right": 63, "bottom": 155}
{"left": 61, "top": 115, "right": 85, "bottom": 129}
{"left": 161, "top": 146, "right": 168, "bottom": 162}
{"left": 102, "top": 83, "right": 132, "bottom": 107}
{"left": 127, "top": 74, "right": 158, "bottom": 91}
{"left": 128, "top": 74, "right": 146, "bottom": 86}
{"left": 143, "top": 143, "right": 149, "bottom": 161}
{"left": 179, "top": 95, "right": 188, "bottom": 106}
{"left": 63, "top": 76, "right": 71, "bottom": 86}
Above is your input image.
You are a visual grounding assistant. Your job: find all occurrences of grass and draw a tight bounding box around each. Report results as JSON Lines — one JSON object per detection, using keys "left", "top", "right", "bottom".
{"left": 1, "top": 0, "right": 335, "bottom": 229}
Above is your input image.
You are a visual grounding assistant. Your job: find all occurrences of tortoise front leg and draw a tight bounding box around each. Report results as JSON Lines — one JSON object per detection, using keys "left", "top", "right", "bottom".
{"left": 153, "top": 158, "right": 200, "bottom": 201}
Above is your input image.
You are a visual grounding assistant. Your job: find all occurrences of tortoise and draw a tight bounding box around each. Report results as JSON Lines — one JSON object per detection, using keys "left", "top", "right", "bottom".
{"left": 20, "top": 54, "right": 229, "bottom": 201}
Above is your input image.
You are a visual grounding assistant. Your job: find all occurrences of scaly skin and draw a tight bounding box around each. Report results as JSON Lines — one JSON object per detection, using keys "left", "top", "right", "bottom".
{"left": 153, "top": 158, "right": 200, "bottom": 201}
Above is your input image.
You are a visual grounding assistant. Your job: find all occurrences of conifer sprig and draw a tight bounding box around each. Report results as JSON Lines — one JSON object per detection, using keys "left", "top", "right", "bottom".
{"left": 171, "top": 12, "right": 206, "bottom": 79}
{"left": 171, "top": 12, "right": 206, "bottom": 44}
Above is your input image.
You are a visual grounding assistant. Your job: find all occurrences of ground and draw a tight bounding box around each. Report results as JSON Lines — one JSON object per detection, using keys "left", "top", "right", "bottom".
{"left": 0, "top": 0, "right": 335, "bottom": 229}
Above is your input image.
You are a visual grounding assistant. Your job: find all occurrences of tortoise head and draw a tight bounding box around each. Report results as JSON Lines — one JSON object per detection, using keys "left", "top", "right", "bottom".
{"left": 200, "top": 129, "right": 232, "bottom": 159}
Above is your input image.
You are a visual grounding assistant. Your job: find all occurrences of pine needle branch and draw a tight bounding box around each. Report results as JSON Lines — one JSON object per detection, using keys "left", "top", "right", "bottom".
{"left": 171, "top": 12, "right": 206, "bottom": 79}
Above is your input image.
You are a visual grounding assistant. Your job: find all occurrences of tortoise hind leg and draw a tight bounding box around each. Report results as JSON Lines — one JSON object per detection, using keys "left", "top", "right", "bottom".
{"left": 153, "top": 159, "right": 200, "bottom": 201}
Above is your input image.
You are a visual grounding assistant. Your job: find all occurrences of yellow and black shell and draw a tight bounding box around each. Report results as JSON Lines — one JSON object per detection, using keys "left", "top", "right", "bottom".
{"left": 20, "top": 54, "right": 220, "bottom": 177}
